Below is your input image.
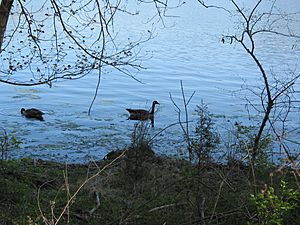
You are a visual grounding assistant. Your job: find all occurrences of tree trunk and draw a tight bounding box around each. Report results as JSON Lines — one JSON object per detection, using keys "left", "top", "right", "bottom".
{"left": 252, "top": 100, "right": 273, "bottom": 161}
{"left": 0, "top": 0, "right": 14, "bottom": 52}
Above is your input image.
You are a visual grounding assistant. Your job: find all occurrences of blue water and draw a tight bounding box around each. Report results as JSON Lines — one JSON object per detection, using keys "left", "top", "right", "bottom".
{"left": 1, "top": 1, "right": 299, "bottom": 163}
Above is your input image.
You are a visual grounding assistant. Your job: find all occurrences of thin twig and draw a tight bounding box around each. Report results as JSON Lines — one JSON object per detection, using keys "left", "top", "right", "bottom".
{"left": 88, "top": 65, "right": 102, "bottom": 116}
{"left": 53, "top": 151, "right": 126, "bottom": 225}
{"left": 209, "top": 180, "right": 224, "bottom": 223}
{"left": 148, "top": 203, "right": 183, "bottom": 213}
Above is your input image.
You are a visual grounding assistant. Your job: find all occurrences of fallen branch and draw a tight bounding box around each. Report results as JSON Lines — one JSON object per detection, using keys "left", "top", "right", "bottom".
{"left": 89, "top": 191, "right": 101, "bottom": 215}
{"left": 148, "top": 203, "right": 183, "bottom": 213}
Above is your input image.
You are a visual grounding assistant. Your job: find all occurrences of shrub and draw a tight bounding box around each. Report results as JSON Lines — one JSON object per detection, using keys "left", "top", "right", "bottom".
{"left": 0, "top": 127, "right": 21, "bottom": 162}
{"left": 250, "top": 180, "right": 300, "bottom": 225}
{"left": 188, "top": 102, "right": 220, "bottom": 165}
{"left": 125, "top": 122, "right": 154, "bottom": 183}
{"left": 226, "top": 122, "right": 272, "bottom": 167}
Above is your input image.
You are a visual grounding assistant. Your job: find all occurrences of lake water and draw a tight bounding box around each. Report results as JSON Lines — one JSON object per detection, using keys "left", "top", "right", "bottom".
{"left": 1, "top": 1, "right": 300, "bottom": 163}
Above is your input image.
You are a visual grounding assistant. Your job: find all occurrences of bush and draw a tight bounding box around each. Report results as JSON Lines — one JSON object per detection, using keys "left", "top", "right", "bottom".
{"left": 125, "top": 122, "right": 154, "bottom": 183}
{"left": 250, "top": 180, "right": 300, "bottom": 225}
{"left": 188, "top": 102, "right": 220, "bottom": 165}
{"left": 0, "top": 127, "right": 21, "bottom": 162}
{"left": 226, "top": 122, "right": 272, "bottom": 167}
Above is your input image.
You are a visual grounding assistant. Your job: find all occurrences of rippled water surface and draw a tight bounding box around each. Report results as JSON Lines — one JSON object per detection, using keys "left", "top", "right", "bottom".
{"left": 1, "top": 1, "right": 300, "bottom": 163}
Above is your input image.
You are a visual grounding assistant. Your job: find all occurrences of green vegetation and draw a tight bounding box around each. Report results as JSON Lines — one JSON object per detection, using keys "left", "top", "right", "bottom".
{"left": 188, "top": 102, "right": 220, "bottom": 165}
{"left": 1, "top": 105, "right": 299, "bottom": 225}
{"left": 0, "top": 121, "right": 299, "bottom": 225}
{"left": 250, "top": 180, "right": 300, "bottom": 225}
{"left": 0, "top": 153, "right": 299, "bottom": 225}
{"left": 1, "top": 0, "right": 299, "bottom": 224}
{"left": 1, "top": 128, "right": 22, "bottom": 161}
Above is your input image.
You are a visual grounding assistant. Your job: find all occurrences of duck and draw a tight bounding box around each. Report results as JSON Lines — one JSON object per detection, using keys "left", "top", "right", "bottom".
{"left": 126, "top": 100, "right": 159, "bottom": 127}
{"left": 21, "top": 108, "right": 44, "bottom": 121}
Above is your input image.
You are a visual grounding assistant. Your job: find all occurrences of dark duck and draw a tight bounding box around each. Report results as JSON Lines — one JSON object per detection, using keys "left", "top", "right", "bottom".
{"left": 126, "top": 100, "right": 159, "bottom": 127}
{"left": 21, "top": 108, "right": 44, "bottom": 121}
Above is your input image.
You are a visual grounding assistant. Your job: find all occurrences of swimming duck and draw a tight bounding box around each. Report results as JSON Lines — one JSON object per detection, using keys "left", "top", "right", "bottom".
{"left": 21, "top": 108, "right": 44, "bottom": 121}
{"left": 126, "top": 100, "right": 159, "bottom": 127}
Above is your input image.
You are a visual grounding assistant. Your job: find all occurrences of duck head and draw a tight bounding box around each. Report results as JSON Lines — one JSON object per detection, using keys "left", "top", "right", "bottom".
{"left": 21, "top": 108, "right": 26, "bottom": 114}
{"left": 150, "top": 100, "right": 160, "bottom": 114}
{"left": 153, "top": 100, "right": 160, "bottom": 105}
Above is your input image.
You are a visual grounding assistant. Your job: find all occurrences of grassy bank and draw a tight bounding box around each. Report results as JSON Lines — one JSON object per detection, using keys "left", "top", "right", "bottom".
{"left": 1, "top": 116, "right": 299, "bottom": 224}
{"left": 0, "top": 150, "right": 299, "bottom": 225}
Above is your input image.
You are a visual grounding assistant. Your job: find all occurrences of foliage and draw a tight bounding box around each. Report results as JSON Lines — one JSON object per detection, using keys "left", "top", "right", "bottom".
{"left": 27, "top": 216, "right": 39, "bottom": 225}
{"left": 0, "top": 128, "right": 22, "bottom": 161}
{"left": 0, "top": 159, "right": 92, "bottom": 225}
{"left": 1, "top": 154, "right": 299, "bottom": 225}
{"left": 125, "top": 122, "right": 154, "bottom": 183}
{"left": 189, "top": 102, "right": 220, "bottom": 164}
{"left": 227, "top": 122, "right": 272, "bottom": 167}
{"left": 250, "top": 180, "right": 300, "bottom": 225}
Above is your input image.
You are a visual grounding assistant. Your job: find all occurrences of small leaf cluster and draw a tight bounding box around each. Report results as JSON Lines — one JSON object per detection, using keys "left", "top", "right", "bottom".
{"left": 0, "top": 128, "right": 22, "bottom": 161}
{"left": 250, "top": 180, "right": 300, "bottom": 225}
